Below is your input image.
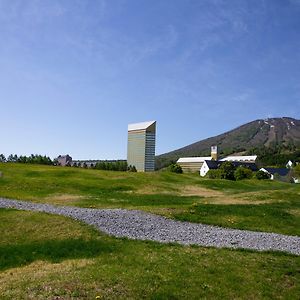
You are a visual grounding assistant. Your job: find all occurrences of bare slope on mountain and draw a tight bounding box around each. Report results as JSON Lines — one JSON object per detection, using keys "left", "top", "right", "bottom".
{"left": 156, "top": 117, "right": 300, "bottom": 168}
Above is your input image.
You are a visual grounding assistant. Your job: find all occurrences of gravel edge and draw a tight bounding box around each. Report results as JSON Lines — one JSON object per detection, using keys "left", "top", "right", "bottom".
{"left": 1, "top": 198, "right": 300, "bottom": 255}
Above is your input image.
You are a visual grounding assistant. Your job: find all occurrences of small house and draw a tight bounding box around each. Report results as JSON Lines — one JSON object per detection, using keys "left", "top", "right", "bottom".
{"left": 57, "top": 155, "right": 72, "bottom": 166}
{"left": 259, "top": 168, "right": 290, "bottom": 180}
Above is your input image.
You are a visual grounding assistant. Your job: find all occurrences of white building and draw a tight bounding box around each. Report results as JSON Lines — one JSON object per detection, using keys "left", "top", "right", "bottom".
{"left": 178, "top": 145, "right": 257, "bottom": 174}
{"left": 177, "top": 157, "right": 212, "bottom": 173}
{"left": 286, "top": 160, "right": 293, "bottom": 168}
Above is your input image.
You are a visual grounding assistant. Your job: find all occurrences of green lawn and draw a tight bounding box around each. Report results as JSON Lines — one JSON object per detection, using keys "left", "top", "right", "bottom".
{"left": 0, "top": 163, "right": 299, "bottom": 235}
{"left": 1, "top": 209, "right": 299, "bottom": 299}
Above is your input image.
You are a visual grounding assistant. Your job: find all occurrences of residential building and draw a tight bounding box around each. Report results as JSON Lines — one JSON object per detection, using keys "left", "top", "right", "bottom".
{"left": 57, "top": 155, "right": 72, "bottom": 166}
{"left": 127, "top": 120, "right": 156, "bottom": 172}
{"left": 259, "top": 167, "right": 290, "bottom": 180}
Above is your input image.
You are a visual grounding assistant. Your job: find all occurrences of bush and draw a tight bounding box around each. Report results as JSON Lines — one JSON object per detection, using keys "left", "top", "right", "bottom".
{"left": 234, "top": 167, "right": 253, "bottom": 180}
{"left": 168, "top": 163, "right": 183, "bottom": 174}
{"left": 219, "top": 162, "right": 236, "bottom": 180}
{"left": 206, "top": 169, "right": 221, "bottom": 179}
{"left": 255, "top": 170, "right": 271, "bottom": 180}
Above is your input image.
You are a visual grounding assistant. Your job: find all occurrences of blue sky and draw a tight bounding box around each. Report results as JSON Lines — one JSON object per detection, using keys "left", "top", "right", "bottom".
{"left": 0, "top": 0, "right": 300, "bottom": 159}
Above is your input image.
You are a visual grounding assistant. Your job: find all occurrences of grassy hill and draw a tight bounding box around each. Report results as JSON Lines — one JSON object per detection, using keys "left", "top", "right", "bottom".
{"left": 0, "top": 163, "right": 300, "bottom": 298}
{"left": 156, "top": 117, "right": 300, "bottom": 169}
{"left": 0, "top": 163, "right": 300, "bottom": 235}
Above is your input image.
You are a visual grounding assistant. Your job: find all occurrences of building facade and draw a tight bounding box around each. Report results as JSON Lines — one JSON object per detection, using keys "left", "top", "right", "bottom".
{"left": 177, "top": 157, "right": 212, "bottom": 173}
{"left": 176, "top": 146, "right": 218, "bottom": 173}
{"left": 57, "top": 155, "right": 72, "bottom": 166}
{"left": 127, "top": 120, "right": 156, "bottom": 172}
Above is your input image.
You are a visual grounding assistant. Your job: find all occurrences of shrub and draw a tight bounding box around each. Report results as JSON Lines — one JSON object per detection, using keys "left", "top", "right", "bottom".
{"left": 219, "top": 162, "right": 236, "bottom": 180}
{"left": 234, "top": 167, "right": 253, "bottom": 180}
{"left": 206, "top": 169, "right": 221, "bottom": 179}
{"left": 168, "top": 163, "right": 183, "bottom": 174}
{"left": 255, "top": 170, "right": 271, "bottom": 180}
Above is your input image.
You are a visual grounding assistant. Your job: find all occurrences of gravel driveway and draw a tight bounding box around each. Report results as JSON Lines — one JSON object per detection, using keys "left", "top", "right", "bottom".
{"left": 1, "top": 198, "right": 299, "bottom": 255}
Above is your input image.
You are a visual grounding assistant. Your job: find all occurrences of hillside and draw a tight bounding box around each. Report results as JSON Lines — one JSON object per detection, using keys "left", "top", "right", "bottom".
{"left": 1, "top": 163, "right": 300, "bottom": 298}
{"left": 156, "top": 117, "right": 300, "bottom": 168}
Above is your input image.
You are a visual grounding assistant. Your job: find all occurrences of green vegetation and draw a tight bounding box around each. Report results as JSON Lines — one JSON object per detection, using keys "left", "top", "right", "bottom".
{"left": 234, "top": 166, "right": 253, "bottom": 180}
{"left": 207, "top": 162, "right": 254, "bottom": 181}
{"left": 94, "top": 160, "right": 128, "bottom": 171}
{"left": 0, "top": 154, "right": 53, "bottom": 165}
{"left": 256, "top": 170, "right": 271, "bottom": 180}
{"left": 0, "top": 163, "right": 299, "bottom": 236}
{"left": 168, "top": 163, "right": 183, "bottom": 173}
{"left": 1, "top": 209, "right": 299, "bottom": 299}
{"left": 248, "top": 146, "right": 300, "bottom": 167}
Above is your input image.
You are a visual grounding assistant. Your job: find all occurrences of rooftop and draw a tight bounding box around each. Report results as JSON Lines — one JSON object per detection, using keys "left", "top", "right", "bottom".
{"left": 128, "top": 120, "right": 156, "bottom": 131}
{"left": 177, "top": 157, "right": 212, "bottom": 163}
{"left": 220, "top": 155, "right": 257, "bottom": 162}
{"left": 261, "top": 168, "right": 290, "bottom": 177}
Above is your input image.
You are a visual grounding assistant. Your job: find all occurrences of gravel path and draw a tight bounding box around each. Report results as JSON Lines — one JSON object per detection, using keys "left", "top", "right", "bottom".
{"left": 1, "top": 198, "right": 300, "bottom": 255}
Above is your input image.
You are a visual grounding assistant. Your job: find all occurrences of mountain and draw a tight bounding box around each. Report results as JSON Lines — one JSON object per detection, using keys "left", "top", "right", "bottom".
{"left": 156, "top": 117, "right": 300, "bottom": 169}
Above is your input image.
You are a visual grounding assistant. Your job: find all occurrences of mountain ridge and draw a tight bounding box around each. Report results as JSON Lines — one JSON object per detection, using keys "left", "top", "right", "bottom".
{"left": 156, "top": 117, "right": 300, "bottom": 169}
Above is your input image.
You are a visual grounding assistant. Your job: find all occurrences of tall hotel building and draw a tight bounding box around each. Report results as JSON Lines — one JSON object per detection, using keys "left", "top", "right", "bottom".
{"left": 127, "top": 120, "right": 156, "bottom": 172}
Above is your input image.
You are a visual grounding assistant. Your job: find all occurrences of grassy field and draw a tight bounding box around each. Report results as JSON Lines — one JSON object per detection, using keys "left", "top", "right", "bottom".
{"left": 1, "top": 209, "right": 300, "bottom": 299}
{"left": 0, "top": 163, "right": 300, "bottom": 298}
{"left": 0, "top": 163, "right": 299, "bottom": 235}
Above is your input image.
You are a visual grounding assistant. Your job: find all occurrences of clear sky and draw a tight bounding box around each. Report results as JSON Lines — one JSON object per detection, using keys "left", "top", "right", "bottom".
{"left": 0, "top": 0, "right": 300, "bottom": 160}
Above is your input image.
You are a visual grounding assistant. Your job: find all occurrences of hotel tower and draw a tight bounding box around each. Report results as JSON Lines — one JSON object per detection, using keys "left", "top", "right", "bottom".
{"left": 127, "top": 120, "right": 156, "bottom": 172}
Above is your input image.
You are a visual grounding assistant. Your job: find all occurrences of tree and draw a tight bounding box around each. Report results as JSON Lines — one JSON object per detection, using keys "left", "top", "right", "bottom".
{"left": 219, "top": 162, "right": 236, "bottom": 180}
{"left": 255, "top": 170, "right": 271, "bottom": 180}
{"left": 7, "top": 154, "right": 18, "bottom": 162}
{"left": 0, "top": 154, "right": 6, "bottom": 162}
{"left": 234, "top": 167, "right": 253, "bottom": 180}
{"left": 168, "top": 163, "right": 183, "bottom": 173}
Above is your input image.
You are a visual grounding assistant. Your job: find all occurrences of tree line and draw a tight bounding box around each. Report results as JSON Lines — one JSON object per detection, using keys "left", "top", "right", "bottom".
{"left": 247, "top": 145, "right": 300, "bottom": 167}
{"left": 73, "top": 160, "right": 136, "bottom": 172}
{"left": 0, "top": 154, "right": 53, "bottom": 165}
{"left": 0, "top": 154, "right": 136, "bottom": 172}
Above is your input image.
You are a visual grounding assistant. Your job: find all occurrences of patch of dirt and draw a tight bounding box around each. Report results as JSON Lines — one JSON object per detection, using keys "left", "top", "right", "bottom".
{"left": 129, "top": 185, "right": 279, "bottom": 205}
{"left": 288, "top": 209, "right": 300, "bottom": 217}
{"left": 205, "top": 196, "right": 271, "bottom": 205}
{"left": 145, "top": 207, "right": 186, "bottom": 216}
{"left": 129, "top": 185, "right": 176, "bottom": 195}
{"left": 179, "top": 185, "right": 224, "bottom": 197}
{"left": 44, "top": 194, "right": 84, "bottom": 205}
